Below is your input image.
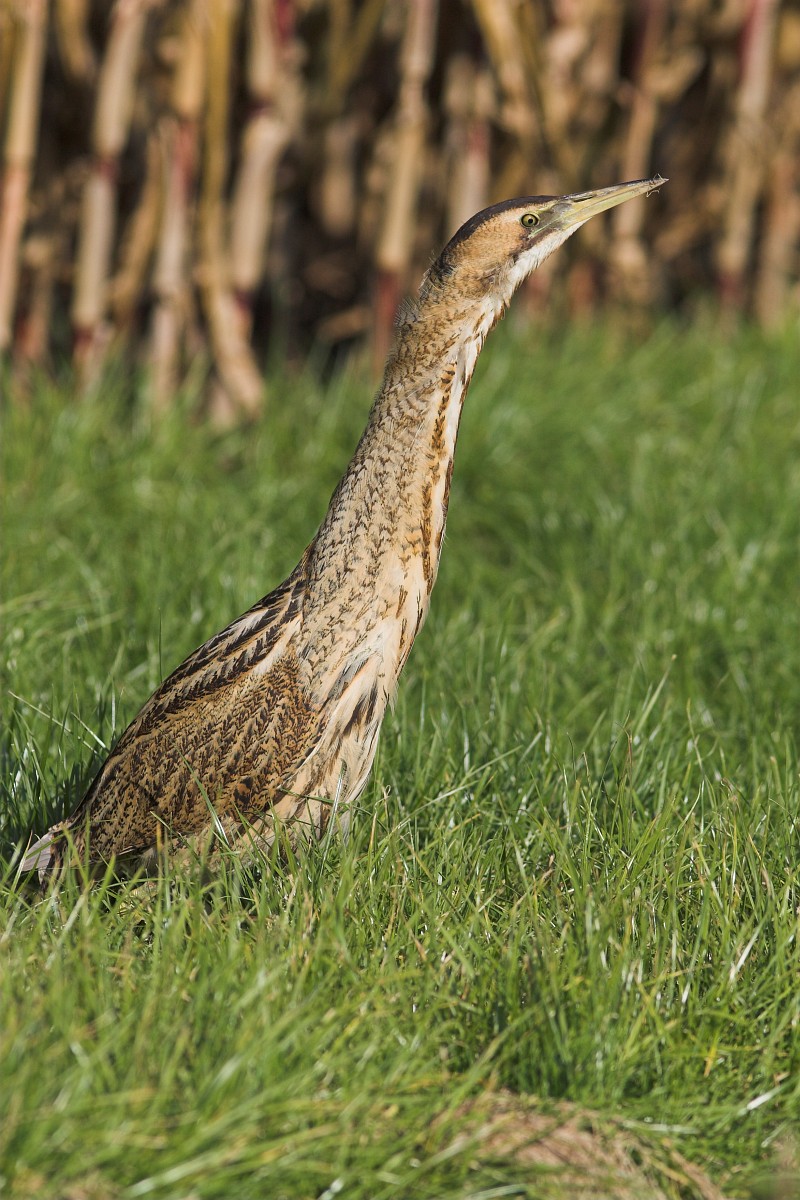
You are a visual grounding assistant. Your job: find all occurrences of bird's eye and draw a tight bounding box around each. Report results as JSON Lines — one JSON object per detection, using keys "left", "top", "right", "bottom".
{"left": 520, "top": 212, "right": 539, "bottom": 228}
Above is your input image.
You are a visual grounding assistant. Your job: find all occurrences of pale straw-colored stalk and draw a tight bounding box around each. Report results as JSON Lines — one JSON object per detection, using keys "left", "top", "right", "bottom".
{"left": 470, "top": 0, "right": 536, "bottom": 195}
{"left": 54, "top": 0, "right": 96, "bottom": 83}
{"left": 199, "top": 0, "right": 263, "bottom": 422}
{"left": 111, "top": 128, "right": 161, "bottom": 333}
{"left": 71, "top": 0, "right": 150, "bottom": 381}
{"left": 373, "top": 0, "right": 438, "bottom": 364}
{"left": 443, "top": 54, "right": 491, "bottom": 237}
{"left": 15, "top": 231, "right": 56, "bottom": 362}
{"left": 609, "top": 0, "right": 668, "bottom": 304}
{"left": 716, "top": 0, "right": 780, "bottom": 308}
{"left": 754, "top": 133, "right": 800, "bottom": 325}
{"left": 148, "top": 0, "right": 205, "bottom": 409}
{"left": 228, "top": 0, "right": 293, "bottom": 340}
{"left": 0, "top": 0, "right": 48, "bottom": 354}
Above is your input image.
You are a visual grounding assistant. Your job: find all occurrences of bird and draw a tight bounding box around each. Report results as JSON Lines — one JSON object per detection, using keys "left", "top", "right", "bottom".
{"left": 21, "top": 176, "right": 666, "bottom": 881}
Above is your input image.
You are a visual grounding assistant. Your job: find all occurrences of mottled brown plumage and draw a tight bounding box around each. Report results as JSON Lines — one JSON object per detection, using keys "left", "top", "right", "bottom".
{"left": 21, "top": 177, "right": 666, "bottom": 880}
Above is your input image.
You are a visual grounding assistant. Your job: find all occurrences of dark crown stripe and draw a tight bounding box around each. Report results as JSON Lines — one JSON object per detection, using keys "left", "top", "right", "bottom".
{"left": 442, "top": 195, "right": 554, "bottom": 255}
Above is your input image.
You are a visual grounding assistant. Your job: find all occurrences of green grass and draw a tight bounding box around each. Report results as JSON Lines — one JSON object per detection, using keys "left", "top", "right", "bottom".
{"left": 2, "top": 318, "right": 800, "bottom": 1198}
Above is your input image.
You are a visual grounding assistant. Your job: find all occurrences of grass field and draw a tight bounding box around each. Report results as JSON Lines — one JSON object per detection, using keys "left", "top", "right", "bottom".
{"left": 2, "top": 318, "right": 800, "bottom": 1199}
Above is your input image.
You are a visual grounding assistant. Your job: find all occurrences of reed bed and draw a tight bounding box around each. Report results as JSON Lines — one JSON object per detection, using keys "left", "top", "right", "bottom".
{"left": 1, "top": 0, "right": 798, "bottom": 415}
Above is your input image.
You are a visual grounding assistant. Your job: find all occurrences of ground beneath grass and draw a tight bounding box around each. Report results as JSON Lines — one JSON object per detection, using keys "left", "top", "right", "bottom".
{"left": 2, "top": 319, "right": 800, "bottom": 1198}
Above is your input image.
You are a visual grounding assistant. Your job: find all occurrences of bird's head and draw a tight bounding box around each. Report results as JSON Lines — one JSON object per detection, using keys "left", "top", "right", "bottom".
{"left": 425, "top": 177, "right": 667, "bottom": 308}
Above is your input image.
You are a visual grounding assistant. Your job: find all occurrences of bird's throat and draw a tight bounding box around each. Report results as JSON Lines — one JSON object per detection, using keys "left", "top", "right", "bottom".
{"left": 304, "top": 294, "right": 500, "bottom": 688}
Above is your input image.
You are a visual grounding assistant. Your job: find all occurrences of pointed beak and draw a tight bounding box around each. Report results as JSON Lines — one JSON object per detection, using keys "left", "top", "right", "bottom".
{"left": 555, "top": 176, "right": 667, "bottom": 227}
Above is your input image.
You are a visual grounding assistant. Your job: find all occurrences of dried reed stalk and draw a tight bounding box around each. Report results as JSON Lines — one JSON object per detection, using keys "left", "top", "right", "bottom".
{"left": 0, "top": 0, "right": 48, "bottom": 355}
{"left": 753, "top": 12, "right": 800, "bottom": 323}
{"left": 374, "top": 0, "right": 438, "bottom": 365}
{"left": 610, "top": 0, "right": 668, "bottom": 303}
{"left": 319, "top": 115, "right": 359, "bottom": 239}
{"left": 754, "top": 126, "right": 800, "bottom": 325}
{"left": 228, "top": 0, "right": 293, "bottom": 341}
{"left": 148, "top": 0, "right": 205, "bottom": 410}
{"left": 325, "top": 0, "right": 386, "bottom": 110}
{"left": 3, "top": 0, "right": 800, "bottom": 400}
{"left": 471, "top": 0, "right": 537, "bottom": 195}
{"left": 313, "top": 2, "right": 371, "bottom": 245}
{"left": 198, "top": 0, "right": 263, "bottom": 423}
{"left": 0, "top": 5, "right": 15, "bottom": 136}
{"left": 110, "top": 128, "right": 161, "bottom": 334}
{"left": 54, "top": 0, "right": 96, "bottom": 83}
{"left": 540, "top": 0, "right": 623, "bottom": 184}
{"left": 15, "top": 232, "right": 56, "bottom": 363}
{"left": 71, "top": 0, "right": 150, "bottom": 383}
{"left": 716, "top": 0, "right": 780, "bottom": 308}
{"left": 443, "top": 54, "right": 492, "bottom": 237}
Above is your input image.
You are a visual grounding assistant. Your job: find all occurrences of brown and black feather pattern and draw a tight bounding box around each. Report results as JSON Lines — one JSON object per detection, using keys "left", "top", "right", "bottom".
{"left": 45, "top": 557, "right": 318, "bottom": 869}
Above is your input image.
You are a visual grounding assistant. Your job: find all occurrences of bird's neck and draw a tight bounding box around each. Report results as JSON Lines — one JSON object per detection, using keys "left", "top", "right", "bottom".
{"left": 303, "top": 288, "right": 503, "bottom": 677}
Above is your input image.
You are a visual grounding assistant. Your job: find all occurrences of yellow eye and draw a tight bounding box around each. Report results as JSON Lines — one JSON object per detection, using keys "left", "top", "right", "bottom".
{"left": 520, "top": 212, "right": 539, "bottom": 228}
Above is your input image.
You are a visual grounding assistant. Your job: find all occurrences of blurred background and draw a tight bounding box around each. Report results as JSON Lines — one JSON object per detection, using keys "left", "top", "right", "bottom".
{"left": 0, "top": 0, "right": 798, "bottom": 419}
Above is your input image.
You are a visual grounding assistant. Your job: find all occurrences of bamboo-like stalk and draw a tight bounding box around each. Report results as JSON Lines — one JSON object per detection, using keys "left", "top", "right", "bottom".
{"left": 148, "top": 0, "right": 205, "bottom": 410}
{"left": 471, "top": 0, "right": 532, "bottom": 141}
{"left": 149, "top": 122, "right": 193, "bottom": 409}
{"left": 535, "top": 1, "right": 580, "bottom": 180}
{"left": 54, "top": 0, "right": 96, "bottom": 83}
{"left": 754, "top": 15, "right": 800, "bottom": 323}
{"left": 198, "top": 0, "right": 263, "bottom": 422}
{"left": 111, "top": 128, "right": 162, "bottom": 333}
{"left": 609, "top": 0, "right": 668, "bottom": 303}
{"left": 15, "top": 232, "right": 56, "bottom": 363}
{"left": 754, "top": 142, "right": 800, "bottom": 326}
{"left": 0, "top": 5, "right": 15, "bottom": 137}
{"left": 373, "top": 0, "right": 438, "bottom": 366}
{"left": 319, "top": 114, "right": 359, "bottom": 239}
{"left": 71, "top": 0, "right": 149, "bottom": 382}
{"left": 470, "top": 0, "right": 536, "bottom": 196}
{"left": 325, "top": 0, "right": 386, "bottom": 108}
{"left": 716, "top": 0, "right": 780, "bottom": 308}
{"left": 0, "top": 0, "right": 48, "bottom": 355}
{"left": 443, "top": 55, "right": 492, "bottom": 237}
{"left": 540, "top": 0, "right": 623, "bottom": 184}
{"left": 4, "top": 0, "right": 800, "bottom": 390}
{"left": 228, "top": 0, "right": 293, "bottom": 341}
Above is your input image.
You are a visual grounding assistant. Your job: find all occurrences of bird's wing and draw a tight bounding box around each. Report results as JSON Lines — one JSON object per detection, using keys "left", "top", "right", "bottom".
{"left": 34, "top": 556, "right": 318, "bottom": 869}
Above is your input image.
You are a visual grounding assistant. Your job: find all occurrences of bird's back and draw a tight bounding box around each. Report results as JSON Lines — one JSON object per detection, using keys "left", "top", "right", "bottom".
{"left": 24, "top": 556, "right": 323, "bottom": 874}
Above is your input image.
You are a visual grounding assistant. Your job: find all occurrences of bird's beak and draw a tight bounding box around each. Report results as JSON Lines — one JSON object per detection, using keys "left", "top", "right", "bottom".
{"left": 555, "top": 176, "right": 667, "bottom": 227}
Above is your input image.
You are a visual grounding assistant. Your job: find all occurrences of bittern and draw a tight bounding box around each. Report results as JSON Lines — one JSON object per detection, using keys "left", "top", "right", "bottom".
{"left": 21, "top": 177, "right": 666, "bottom": 880}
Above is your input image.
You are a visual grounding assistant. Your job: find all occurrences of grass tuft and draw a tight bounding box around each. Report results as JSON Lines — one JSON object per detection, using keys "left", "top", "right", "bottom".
{"left": 2, "top": 319, "right": 800, "bottom": 1197}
